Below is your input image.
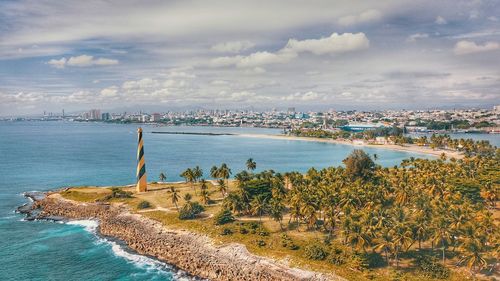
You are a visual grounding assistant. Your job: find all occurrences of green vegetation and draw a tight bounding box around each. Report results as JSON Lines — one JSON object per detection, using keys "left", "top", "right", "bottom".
{"left": 304, "top": 242, "right": 329, "bottom": 260}
{"left": 60, "top": 188, "right": 111, "bottom": 202}
{"left": 179, "top": 201, "right": 205, "bottom": 220}
{"left": 214, "top": 209, "right": 235, "bottom": 225}
{"left": 137, "top": 200, "right": 152, "bottom": 209}
{"left": 105, "top": 187, "right": 133, "bottom": 199}
{"left": 415, "top": 256, "right": 450, "bottom": 279}
{"left": 59, "top": 145, "right": 499, "bottom": 281}
{"left": 159, "top": 172, "right": 167, "bottom": 182}
{"left": 292, "top": 128, "right": 497, "bottom": 158}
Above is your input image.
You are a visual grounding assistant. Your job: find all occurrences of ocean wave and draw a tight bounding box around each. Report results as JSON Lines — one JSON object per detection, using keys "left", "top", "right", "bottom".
{"left": 66, "top": 219, "right": 196, "bottom": 280}
{"left": 66, "top": 219, "right": 99, "bottom": 233}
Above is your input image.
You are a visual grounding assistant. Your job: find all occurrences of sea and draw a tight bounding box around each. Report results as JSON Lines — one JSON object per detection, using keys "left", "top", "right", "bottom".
{"left": 0, "top": 121, "right": 497, "bottom": 280}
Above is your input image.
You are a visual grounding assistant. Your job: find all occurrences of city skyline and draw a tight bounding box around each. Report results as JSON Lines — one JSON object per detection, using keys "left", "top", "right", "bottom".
{"left": 1, "top": 0, "right": 500, "bottom": 115}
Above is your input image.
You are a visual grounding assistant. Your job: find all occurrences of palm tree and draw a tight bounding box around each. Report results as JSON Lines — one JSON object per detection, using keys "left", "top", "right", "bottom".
{"left": 200, "top": 189, "right": 211, "bottom": 205}
{"left": 200, "top": 179, "right": 208, "bottom": 192}
{"left": 217, "top": 179, "right": 227, "bottom": 198}
{"left": 348, "top": 222, "right": 371, "bottom": 252}
{"left": 374, "top": 229, "right": 393, "bottom": 266}
{"left": 193, "top": 166, "right": 203, "bottom": 182}
{"left": 269, "top": 197, "right": 285, "bottom": 230}
{"left": 459, "top": 224, "right": 488, "bottom": 277}
{"left": 210, "top": 165, "right": 219, "bottom": 179}
{"left": 373, "top": 154, "right": 378, "bottom": 161}
{"left": 250, "top": 194, "right": 268, "bottom": 223}
{"left": 432, "top": 214, "right": 453, "bottom": 264}
{"left": 168, "top": 186, "right": 180, "bottom": 211}
{"left": 218, "top": 163, "right": 232, "bottom": 185}
{"left": 390, "top": 207, "right": 414, "bottom": 268}
{"left": 180, "top": 168, "right": 196, "bottom": 195}
{"left": 159, "top": 172, "right": 167, "bottom": 182}
{"left": 223, "top": 193, "right": 245, "bottom": 215}
{"left": 246, "top": 158, "right": 256, "bottom": 171}
{"left": 183, "top": 193, "right": 192, "bottom": 202}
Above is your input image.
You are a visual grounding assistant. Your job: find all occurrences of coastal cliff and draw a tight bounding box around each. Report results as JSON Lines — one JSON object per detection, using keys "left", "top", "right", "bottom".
{"left": 32, "top": 195, "right": 340, "bottom": 281}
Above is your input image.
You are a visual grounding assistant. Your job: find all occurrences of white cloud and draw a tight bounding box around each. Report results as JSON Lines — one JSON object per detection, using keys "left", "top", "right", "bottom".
{"left": 469, "top": 10, "right": 479, "bottom": 20}
{"left": 167, "top": 70, "right": 196, "bottom": 79}
{"left": 100, "top": 86, "right": 119, "bottom": 98}
{"left": 453, "top": 40, "right": 499, "bottom": 55}
{"left": 122, "top": 78, "right": 159, "bottom": 89}
{"left": 210, "top": 32, "right": 369, "bottom": 68}
{"left": 47, "top": 57, "right": 67, "bottom": 68}
{"left": 338, "top": 9, "right": 382, "bottom": 26}
{"left": 48, "top": 55, "right": 118, "bottom": 68}
{"left": 435, "top": 16, "right": 447, "bottom": 25}
{"left": 210, "top": 80, "right": 229, "bottom": 85}
{"left": 236, "top": 51, "right": 297, "bottom": 68}
{"left": 284, "top": 32, "right": 369, "bottom": 55}
{"left": 406, "top": 33, "right": 429, "bottom": 43}
{"left": 211, "top": 41, "right": 254, "bottom": 53}
{"left": 283, "top": 91, "right": 324, "bottom": 101}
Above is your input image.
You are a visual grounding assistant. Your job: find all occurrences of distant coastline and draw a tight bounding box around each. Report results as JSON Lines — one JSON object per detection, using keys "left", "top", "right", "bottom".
{"left": 151, "top": 131, "right": 235, "bottom": 136}
{"left": 237, "top": 134, "right": 465, "bottom": 159}
{"left": 150, "top": 131, "right": 464, "bottom": 159}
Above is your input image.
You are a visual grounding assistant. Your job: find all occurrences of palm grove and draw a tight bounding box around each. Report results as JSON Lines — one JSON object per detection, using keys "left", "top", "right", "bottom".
{"left": 170, "top": 140, "right": 498, "bottom": 278}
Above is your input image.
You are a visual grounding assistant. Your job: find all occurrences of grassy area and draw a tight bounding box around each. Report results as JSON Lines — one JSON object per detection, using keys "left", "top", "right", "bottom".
{"left": 59, "top": 187, "right": 111, "bottom": 202}
{"left": 59, "top": 182, "right": 476, "bottom": 281}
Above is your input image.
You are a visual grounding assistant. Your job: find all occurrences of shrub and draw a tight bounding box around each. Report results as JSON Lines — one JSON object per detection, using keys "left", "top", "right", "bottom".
{"left": 214, "top": 209, "right": 235, "bottom": 225}
{"left": 327, "top": 244, "right": 348, "bottom": 265}
{"left": 220, "top": 228, "right": 233, "bottom": 235}
{"left": 281, "top": 234, "right": 299, "bottom": 250}
{"left": 304, "top": 243, "right": 328, "bottom": 260}
{"left": 178, "top": 201, "right": 205, "bottom": 220}
{"left": 249, "top": 222, "right": 260, "bottom": 230}
{"left": 258, "top": 230, "right": 269, "bottom": 236}
{"left": 256, "top": 240, "right": 266, "bottom": 247}
{"left": 349, "top": 252, "right": 369, "bottom": 271}
{"left": 137, "top": 200, "right": 151, "bottom": 209}
{"left": 239, "top": 227, "right": 249, "bottom": 234}
{"left": 415, "top": 256, "right": 450, "bottom": 279}
{"left": 105, "top": 187, "right": 133, "bottom": 199}
{"left": 364, "top": 252, "right": 386, "bottom": 268}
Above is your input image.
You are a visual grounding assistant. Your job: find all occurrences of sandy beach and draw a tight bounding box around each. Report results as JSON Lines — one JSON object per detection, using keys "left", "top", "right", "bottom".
{"left": 237, "top": 134, "right": 464, "bottom": 159}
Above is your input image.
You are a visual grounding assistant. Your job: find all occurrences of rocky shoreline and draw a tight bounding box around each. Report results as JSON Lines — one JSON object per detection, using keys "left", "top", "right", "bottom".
{"left": 22, "top": 193, "right": 343, "bottom": 281}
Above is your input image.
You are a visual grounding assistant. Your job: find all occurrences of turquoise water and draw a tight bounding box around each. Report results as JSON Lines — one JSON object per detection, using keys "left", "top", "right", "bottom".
{"left": 2, "top": 121, "right": 494, "bottom": 280}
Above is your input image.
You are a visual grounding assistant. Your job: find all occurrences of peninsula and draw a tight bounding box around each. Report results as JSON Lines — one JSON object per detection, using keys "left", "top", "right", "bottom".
{"left": 20, "top": 145, "right": 499, "bottom": 281}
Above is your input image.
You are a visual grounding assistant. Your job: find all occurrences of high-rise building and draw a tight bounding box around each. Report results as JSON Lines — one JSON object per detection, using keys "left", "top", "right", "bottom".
{"left": 89, "top": 109, "right": 101, "bottom": 120}
{"left": 150, "top": 113, "right": 161, "bottom": 122}
{"left": 101, "top": 112, "right": 110, "bottom": 120}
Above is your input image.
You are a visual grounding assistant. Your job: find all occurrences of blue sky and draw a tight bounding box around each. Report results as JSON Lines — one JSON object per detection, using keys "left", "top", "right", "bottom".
{"left": 0, "top": 0, "right": 499, "bottom": 115}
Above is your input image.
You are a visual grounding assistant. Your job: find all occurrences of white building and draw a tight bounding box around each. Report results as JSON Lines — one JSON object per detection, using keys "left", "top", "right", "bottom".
{"left": 150, "top": 113, "right": 161, "bottom": 122}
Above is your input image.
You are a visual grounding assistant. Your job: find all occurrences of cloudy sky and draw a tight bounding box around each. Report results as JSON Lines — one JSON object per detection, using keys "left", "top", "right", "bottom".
{"left": 0, "top": 0, "right": 499, "bottom": 115}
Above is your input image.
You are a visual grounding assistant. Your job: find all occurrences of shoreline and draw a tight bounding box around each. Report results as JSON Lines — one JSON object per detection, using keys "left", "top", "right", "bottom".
{"left": 26, "top": 193, "right": 339, "bottom": 281}
{"left": 237, "top": 134, "right": 464, "bottom": 159}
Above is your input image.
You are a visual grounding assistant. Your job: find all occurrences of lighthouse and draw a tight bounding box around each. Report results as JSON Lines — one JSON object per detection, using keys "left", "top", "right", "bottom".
{"left": 136, "top": 127, "right": 147, "bottom": 192}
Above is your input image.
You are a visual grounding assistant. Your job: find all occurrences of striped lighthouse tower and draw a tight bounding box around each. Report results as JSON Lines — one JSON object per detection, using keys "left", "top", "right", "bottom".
{"left": 136, "top": 127, "right": 147, "bottom": 192}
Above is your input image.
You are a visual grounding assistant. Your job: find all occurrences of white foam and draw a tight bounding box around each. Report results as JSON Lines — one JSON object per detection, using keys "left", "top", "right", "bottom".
{"left": 66, "top": 219, "right": 196, "bottom": 279}
{"left": 66, "top": 220, "right": 99, "bottom": 233}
